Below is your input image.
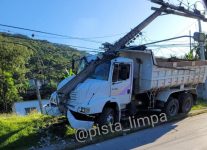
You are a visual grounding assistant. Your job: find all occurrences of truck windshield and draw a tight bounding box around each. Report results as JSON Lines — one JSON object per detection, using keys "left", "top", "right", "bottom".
{"left": 77, "top": 57, "right": 87, "bottom": 74}
{"left": 89, "top": 61, "right": 111, "bottom": 81}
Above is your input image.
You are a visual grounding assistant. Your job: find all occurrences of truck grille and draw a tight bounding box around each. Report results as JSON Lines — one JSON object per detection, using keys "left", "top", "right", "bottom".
{"left": 70, "top": 91, "right": 77, "bottom": 101}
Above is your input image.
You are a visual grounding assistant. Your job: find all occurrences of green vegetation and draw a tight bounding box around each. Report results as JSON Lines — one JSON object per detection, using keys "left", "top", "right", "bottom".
{"left": 192, "top": 99, "right": 207, "bottom": 110}
{"left": 184, "top": 39, "right": 207, "bottom": 60}
{"left": 0, "top": 32, "right": 85, "bottom": 112}
{"left": 184, "top": 49, "right": 198, "bottom": 60}
{"left": 0, "top": 35, "right": 32, "bottom": 112}
{"left": 0, "top": 113, "right": 75, "bottom": 150}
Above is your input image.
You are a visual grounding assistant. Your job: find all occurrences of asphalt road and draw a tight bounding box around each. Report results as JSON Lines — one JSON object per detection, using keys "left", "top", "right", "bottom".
{"left": 79, "top": 113, "right": 207, "bottom": 150}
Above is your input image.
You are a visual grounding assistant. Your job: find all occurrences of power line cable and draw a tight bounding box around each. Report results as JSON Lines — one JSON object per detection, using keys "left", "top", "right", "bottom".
{"left": 0, "top": 23, "right": 129, "bottom": 42}
{"left": 148, "top": 43, "right": 195, "bottom": 47}
{"left": 0, "top": 29, "right": 101, "bottom": 52}
{"left": 82, "top": 32, "right": 128, "bottom": 39}
{"left": 0, "top": 23, "right": 103, "bottom": 44}
{"left": 0, "top": 34, "right": 101, "bottom": 53}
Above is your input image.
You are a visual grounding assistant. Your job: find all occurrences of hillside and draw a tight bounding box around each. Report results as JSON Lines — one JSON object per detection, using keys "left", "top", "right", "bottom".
{"left": 0, "top": 32, "right": 86, "bottom": 112}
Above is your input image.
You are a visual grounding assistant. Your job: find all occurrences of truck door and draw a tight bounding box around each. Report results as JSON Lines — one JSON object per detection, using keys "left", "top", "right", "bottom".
{"left": 111, "top": 63, "right": 132, "bottom": 105}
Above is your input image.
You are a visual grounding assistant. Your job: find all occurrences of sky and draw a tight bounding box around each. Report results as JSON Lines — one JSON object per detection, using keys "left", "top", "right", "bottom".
{"left": 0, "top": 0, "right": 207, "bottom": 57}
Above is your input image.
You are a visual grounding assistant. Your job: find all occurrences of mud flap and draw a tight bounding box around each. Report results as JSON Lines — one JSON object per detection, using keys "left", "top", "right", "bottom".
{"left": 67, "top": 110, "right": 94, "bottom": 129}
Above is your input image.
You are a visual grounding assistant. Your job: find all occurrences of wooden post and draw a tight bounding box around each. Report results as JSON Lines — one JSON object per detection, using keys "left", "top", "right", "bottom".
{"left": 34, "top": 79, "right": 43, "bottom": 113}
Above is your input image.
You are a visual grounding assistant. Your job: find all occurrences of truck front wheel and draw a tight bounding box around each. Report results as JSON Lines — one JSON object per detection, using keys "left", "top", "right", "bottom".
{"left": 164, "top": 97, "right": 179, "bottom": 117}
{"left": 97, "top": 107, "right": 115, "bottom": 126}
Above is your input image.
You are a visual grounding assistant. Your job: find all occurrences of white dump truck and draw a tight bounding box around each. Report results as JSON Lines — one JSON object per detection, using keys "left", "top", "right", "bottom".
{"left": 45, "top": 48, "right": 207, "bottom": 129}
{"left": 44, "top": 0, "right": 207, "bottom": 129}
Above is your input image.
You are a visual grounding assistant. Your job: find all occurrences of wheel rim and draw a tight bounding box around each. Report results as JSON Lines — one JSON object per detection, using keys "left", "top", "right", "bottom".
{"left": 183, "top": 99, "right": 191, "bottom": 112}
{"left": 169, "top": 102, "right": 178, "bottom": 116}
{"left": 106, "top": 114, "right": 114, "bottom": 124}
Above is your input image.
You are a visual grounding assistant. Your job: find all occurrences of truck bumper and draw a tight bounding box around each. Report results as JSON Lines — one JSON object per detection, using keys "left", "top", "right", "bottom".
{"left": 67, "top": 110, "right": 94, "bottom": 129}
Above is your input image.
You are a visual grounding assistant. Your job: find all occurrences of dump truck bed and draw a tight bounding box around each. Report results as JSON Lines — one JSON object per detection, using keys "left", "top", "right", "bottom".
{"left": 152, "top": 60, "right": 207, "bottom": 89}
{"left": 120, "top": 49, "right": 207, "bottom": 93}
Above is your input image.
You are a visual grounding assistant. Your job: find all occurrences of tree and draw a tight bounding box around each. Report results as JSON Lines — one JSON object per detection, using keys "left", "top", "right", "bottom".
{"left": 0, "top": 37, "right": 32, "bottom": 112}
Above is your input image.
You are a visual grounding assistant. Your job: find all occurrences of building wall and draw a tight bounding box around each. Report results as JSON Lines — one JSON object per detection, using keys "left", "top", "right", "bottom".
{"left": 13, "top": 100, "right": 49, "bottom": 115}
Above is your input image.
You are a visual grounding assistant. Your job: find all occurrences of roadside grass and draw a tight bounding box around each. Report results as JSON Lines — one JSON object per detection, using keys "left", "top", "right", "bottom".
{"left": 192, "top": 99, "right": 207, "bottom": 110}
{"left": 0, "top": 113, "right": 75, "bottom": 150}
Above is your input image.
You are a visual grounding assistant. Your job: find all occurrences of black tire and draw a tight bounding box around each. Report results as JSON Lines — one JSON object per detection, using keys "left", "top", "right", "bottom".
{"left": 164, "top": 97, "right": 179, "bottom": 117}
{"left": 179, "top": 93, "right": 193, "bottom": 114}
{"left": 97, "top": 107, "right": 115, "bottom": 126}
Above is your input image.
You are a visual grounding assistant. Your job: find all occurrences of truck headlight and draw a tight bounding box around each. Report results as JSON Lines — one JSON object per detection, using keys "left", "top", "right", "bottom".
{"left": 78, "top": 107, "right": 90, "bottom": 113}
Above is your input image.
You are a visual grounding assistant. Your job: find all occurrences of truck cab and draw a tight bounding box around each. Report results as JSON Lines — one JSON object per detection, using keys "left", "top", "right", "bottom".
{"left": 67, "top": 57, "right": 134, "bottom": 128}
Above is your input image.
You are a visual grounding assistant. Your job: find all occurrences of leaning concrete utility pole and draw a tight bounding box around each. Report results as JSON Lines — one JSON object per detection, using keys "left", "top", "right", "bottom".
{"left": 198, "top": 19, "right": 206, "bottom": 60}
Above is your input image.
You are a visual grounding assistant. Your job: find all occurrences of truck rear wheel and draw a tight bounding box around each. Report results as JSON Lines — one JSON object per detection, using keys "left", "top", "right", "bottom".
{"left": 164, "top": 97, "right": 179, "bottom": 117}
{"left": 97, "top": 107, "right": 115, "bottom": 126}
{"left": 179, "top": 93, "right": 193, "bottom": 114}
